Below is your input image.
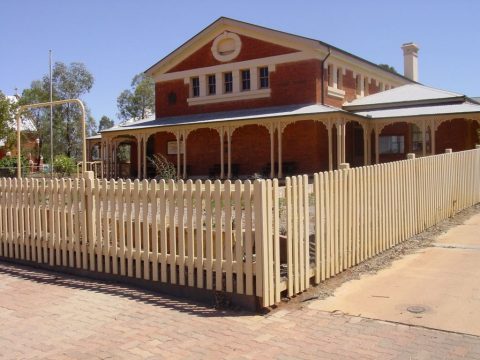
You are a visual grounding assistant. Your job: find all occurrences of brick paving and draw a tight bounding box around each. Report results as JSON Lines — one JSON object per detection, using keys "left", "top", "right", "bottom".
{"left": 0, "top": 262, "right": 479, "bottom": 359}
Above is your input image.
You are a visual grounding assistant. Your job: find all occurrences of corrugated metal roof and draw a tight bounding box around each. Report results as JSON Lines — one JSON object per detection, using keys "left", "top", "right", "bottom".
{"left": 344, "top": 84, "right": 464, "bottom": 109}
{"left": 101, "top": 104, "right": 344, "bottom": 133}
{"left": 86, "top": 134, "right": 102, "bottom": 140}
{"left": 355, "top": 103, "right": 480, "bottom": 119}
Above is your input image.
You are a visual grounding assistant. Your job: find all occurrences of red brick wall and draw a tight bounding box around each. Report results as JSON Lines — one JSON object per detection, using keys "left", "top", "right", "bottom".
{"left": 323, "top": 71, "right": 383, "bottom": 108}
{"left": 186, "top": 128, "right": 220, "bottom": 176}
{"left": 231, "top": 125, "right": 270, "bottom": 176}
{"left": 145, "top": 122, "right": 332, "bottom": 177}
{"left": 436, "top": 119, "right": 479, "bottom": 153}
{"left": 156, "top": 59, "right": 321, "bottom": 118}
{"left": 282, "top": 120, "right": 329, "bottom": 173}
{"left": 167, "top": 34, "right": 298, "bottom": 73}
{"left": 130, "top": 142, "right": 138, "bottom": 177}
{"left": 150, "top": 131, "right": 178, "bottom": 169}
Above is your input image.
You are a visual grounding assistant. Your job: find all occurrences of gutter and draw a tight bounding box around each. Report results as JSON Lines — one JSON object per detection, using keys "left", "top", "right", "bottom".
{"left": 320, "top": 47, "right": 331, "bottom": 105}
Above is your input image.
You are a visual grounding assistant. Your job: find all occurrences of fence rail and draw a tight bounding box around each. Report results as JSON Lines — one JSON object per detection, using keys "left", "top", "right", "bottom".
{"left": 0, "top": 149, "right": 479, "bottom": 308}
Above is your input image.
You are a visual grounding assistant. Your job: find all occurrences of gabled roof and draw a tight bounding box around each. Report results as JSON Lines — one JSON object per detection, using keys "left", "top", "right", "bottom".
{"left": 343, "top": 84, "right": 465, "bottom": 111}
{"left": 101, "top": 103, "right": 346, "bottom": 133}
{"left": 145, "top": 17, "right": 412, "bottom": 84}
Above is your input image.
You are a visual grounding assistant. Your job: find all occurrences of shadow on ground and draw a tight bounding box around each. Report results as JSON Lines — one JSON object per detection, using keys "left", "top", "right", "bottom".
{"left": 0, "top": 261, "right": 254, "bottom": 318}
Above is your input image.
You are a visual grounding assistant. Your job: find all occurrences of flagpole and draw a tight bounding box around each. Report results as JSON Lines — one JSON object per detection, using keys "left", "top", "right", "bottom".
{"left": 49, "top": 50, "right": 53, "bottom": 178}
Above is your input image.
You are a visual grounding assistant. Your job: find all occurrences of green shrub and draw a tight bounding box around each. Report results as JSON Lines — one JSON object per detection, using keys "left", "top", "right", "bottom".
{"left": 148, "top": 153, "right": 176, "bottom": 180}
{"left": 53, "top": 154, "right": 76, "bottom": 177}
{"left": 0, "top": 155, "right": 29, "bottom": 177}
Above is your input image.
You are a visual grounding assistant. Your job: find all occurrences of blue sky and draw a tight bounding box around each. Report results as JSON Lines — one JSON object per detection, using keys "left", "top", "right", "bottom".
{"left": 1, "top": 0, "right": 479, "bottom": 125}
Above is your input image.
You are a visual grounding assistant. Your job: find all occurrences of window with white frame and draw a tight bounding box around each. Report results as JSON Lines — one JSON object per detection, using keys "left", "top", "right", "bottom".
{"left": 355, "top": 75, "right": 362, "bottom": 95}
{"left": 241, "top": 69, "right": 250, "bottom": 91}
{"left": 207, "top": 74, "right": 216, "bottom": 95}
{"left": 259, "top": 66, "right": 269, "bottom": 89}
{"left": 191, "top": 77, "right": 200, "bottom": 97}
{"left": 364, "top": 77, "right": 369, "bottom": 95}
{"left": 224, "top": 72, "right": 233, "bottom": 93}
{"left": 379, "top": 135, "right": 405, "bottom": 154}
{"left": 336, "top": 67, "right": 343, "bottom": 89}
{"left": 327, "top": 64, "right": 334, "bottom": 87}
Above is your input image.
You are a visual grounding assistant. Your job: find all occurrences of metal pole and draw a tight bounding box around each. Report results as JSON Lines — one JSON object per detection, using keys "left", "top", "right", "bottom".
{"left": 16, "top": 113, "right": 21, "bottom": 178}
{"left": 49, "top": 50, "right": 53, "bottom": 177}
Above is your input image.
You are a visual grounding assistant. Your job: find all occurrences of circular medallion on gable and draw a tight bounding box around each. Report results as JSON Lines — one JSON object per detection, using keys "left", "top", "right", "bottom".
{"left": 211, "top": 32, "right": 242, "bottom": 62}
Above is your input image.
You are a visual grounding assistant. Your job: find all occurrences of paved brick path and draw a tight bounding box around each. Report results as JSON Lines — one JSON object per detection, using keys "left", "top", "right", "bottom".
{"left": 0, "top": 262, "right": 479, "bottom": 359}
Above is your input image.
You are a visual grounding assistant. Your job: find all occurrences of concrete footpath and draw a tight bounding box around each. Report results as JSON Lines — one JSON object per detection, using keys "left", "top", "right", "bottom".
{"left": 1, "top": 208, "right": 480, "bottom": 359}
{"left": 310, "top": 211, "right": 480, "bottom": 337}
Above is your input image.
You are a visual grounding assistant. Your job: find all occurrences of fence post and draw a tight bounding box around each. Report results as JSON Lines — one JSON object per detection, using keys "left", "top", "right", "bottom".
{"left": 445, "top": 148, "right": 453, "bottom": 153}
{"left": 339, "top": 163, "right": 350, "bottom": 170}
{"left": 254, "top": 179, "right": 270, "bottom": 307}
{"left": 476, "top": 145, "right": 480, "bottom": 149}
{"left": 407, "top": 153, "right": 416, "bottom": 160}
{"left": 84, "top": 171, "right": 95, "bottom": 271}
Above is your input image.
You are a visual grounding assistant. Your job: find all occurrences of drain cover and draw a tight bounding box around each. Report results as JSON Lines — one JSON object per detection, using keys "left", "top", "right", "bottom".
{"left": 407, "top": 305, "right": 426, "bottom": 314}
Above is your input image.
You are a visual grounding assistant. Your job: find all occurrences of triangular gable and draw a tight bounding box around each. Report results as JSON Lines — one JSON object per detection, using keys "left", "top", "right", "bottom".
{"left": 167, "top": 34, "right": 299, "bottom": 73}
{"left": 146, "top": 17, "right": 323, "bottom": 77}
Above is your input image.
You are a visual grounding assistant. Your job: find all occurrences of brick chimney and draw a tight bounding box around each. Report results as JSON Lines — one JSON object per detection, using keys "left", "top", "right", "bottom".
{"left": 401, "top": 43, "right": 419, "bottom": 81}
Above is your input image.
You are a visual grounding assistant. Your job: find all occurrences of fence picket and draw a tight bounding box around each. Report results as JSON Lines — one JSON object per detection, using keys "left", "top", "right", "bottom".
{"left": 186, "top": 180, "right": 195, "bottom": 287}
{"left": 111, "top": 179, "right": 119, "bottom": 275}
{"left": 142, "top": 179, "right": 150, "bottom": 280}
{"left": 168, "top": 179, "right": 177, "bottom": 284}
{"left": 134, "top": 179, "right": 141, "bottom": 278}
{"left": 224, "top": 180, "right": 233, "bottom": 292}
{"left": 158, "top": 180, "right": 167, "bottom": 282}
{"left": 243, "top": 180, "right": 254, "bottom": 296}
{"left": 314, "top": 174, "right": 321, "bottom": 283}
{"left": 177, "top": 180, "right": 186, "bottom": 285}
{"left": 234, "top": 180, "right": 244, "bottom": 294}
{"left": 273, "top": 179, "right": 281, "bottom": 303}
{"left": 195, "top": 180, "right": 204, "bottom": 289}
{"left": 214, "top": 179, "right": 223, "bottom": 291}
{"left": 150, "top": 179, "right": 159, "bottom": 281}
{"left": 204, "top": 180, "right": 213, "bottom": 290}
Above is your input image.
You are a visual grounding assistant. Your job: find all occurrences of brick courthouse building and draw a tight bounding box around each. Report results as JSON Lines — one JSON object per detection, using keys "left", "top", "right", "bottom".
{"left": 89, "top": 17, "right": 480, "bottom": 179}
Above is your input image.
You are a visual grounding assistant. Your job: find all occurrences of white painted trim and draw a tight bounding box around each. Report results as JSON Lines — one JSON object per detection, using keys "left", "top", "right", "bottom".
{"left": 327, "top": 86, "right": 345, "bottom": 99}
{"left": 158, "top": 51, "right": 310, "bottom": 82}
{"left": 186, "top": 88, "right": 271, "bottom": 105}
{"left": 211, "top": 32, "right": 242, "bottom": 62}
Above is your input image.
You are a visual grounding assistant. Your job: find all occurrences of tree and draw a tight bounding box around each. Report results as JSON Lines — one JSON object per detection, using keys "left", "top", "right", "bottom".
{"left": 117, "top": 73, "right": 154, "bottom": 122}
{"left": 98, "top": 115, "right": 114, "bottom": 131}
{"left": 378, "top": 64, "right": 399, "bottom": 75}
{"left": 0, "top": 91, "right": 14, "bottom": 144}
{"left": 20, "top": 62, "right": 96, "bottom": 161}
{"left": 19, "top": 81, "right": 51, "bottom": 164}
{"left": 49, "top": 62, "right": 95, "bottom": 157}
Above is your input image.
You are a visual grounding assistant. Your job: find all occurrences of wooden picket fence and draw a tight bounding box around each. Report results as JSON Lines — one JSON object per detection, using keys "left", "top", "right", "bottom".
{"left": 0, "top": 148, "right": 479, "bottom": 308}
{"left": 264, "top": 148, "right": 480, "bottom": 304}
